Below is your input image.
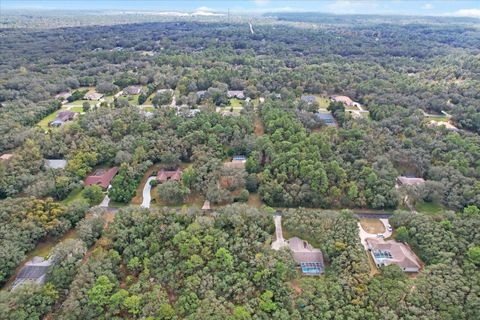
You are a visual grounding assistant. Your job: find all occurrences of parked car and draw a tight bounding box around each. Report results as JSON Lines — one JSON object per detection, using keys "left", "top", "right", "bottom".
{"left": 387, "top": 224, "right": 393, "bottom": 232}
{"left": 376, "top": 234, "right": 385, "bottom": 238}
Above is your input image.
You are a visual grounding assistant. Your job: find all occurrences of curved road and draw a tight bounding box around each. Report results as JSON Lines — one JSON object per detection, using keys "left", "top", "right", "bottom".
{"left": 141, "top": 177, "right": 157, "bottom": 208}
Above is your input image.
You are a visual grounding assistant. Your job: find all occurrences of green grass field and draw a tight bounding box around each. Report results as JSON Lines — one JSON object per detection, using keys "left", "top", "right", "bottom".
{"left": 416, "top": 201, "right": 445, "bottom": 215}
{"left": 37, "top": 110, "right": 61, "bottom": 129}
{"left": 229, "top": 98, "right": 243, "bottom": 107}
{"left": 61, "top": 187, "right": 87, "bottom": 205}
{"left": 315, "top": 96, "right": 331, "bottom": 109}
{"left": 65, "top": 99, "right": 90, "bottom": 107}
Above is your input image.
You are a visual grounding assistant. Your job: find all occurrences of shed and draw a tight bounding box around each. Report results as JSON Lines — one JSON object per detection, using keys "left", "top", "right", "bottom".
{"left": 45, "top": 159, "right": 67, "bottom": 169}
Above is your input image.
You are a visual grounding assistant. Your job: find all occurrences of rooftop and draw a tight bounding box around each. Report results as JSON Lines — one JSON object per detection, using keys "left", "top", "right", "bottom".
{"left": 366, "top": 237, "right": 421, "bottom": 272}
{"left": 44, "top": 159, "right": 67, "bottom": 169}
{"left": 397, "top": 176, "right": 426, "bottom": 186}
{"left": 157, "top": 168, "right": 182, "bottom": 182}
{"left": 85, "top": 167, "right": 119, "bottom": 189}
{"left": 287, "top": 237, "right": 324, "bottom": 268}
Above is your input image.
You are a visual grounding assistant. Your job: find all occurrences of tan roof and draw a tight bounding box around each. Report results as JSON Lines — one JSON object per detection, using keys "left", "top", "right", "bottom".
{"left": 84, "top": 92, "right": 104, "bottom": 100}
{"left": 223, "top": 160, "right": 245, "bottom": 169}
{"left": 332, "top": 95, "right": 353, "bottom": 105}
{"left": 366, "top": 238, "right": 421, "bottom": 270}
{"left": 397, "top": 176, "right": 425, "bottom": 186}
{"left": 201, "top": 200, "right": 211, "bottom": 210}
{"left": 0, "top": 153, "right": 13, "bottom": 161}
{"left": 287, "top": 237, "right": 324, "bottom": 264}
{"left": 429, "top": 120, "right": 458, "bottom": 131}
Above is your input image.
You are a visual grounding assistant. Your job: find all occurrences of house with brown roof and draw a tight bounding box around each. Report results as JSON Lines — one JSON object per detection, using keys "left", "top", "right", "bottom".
{"left": 365, "top": 237, "right": 421, "bottom": 272}
{"left": 84, "top": 92, "right": 104, "bottom": 101}
{"left": 223, "top": 155, "right": 247, "bottom": 169}
{"left": 396, "top": 176, "right": 426, "bottom": 187}
{"left": 157, "top": 168, "right": 182, "bottom": 183}
{"left": 49, "top": 110, "right": 79, "bottom": 127}
{"left": 84, "top": 167, "right": 119, "bottom": 189}
{"left": 287, "top": 237, "right": 324, "bottom": 275}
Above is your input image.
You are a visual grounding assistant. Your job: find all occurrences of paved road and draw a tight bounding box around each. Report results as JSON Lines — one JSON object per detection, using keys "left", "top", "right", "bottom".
{"left": 141, "top": 177, "right": 156, "bottom": 208}
{"left": 271, "top": 215, "right": 288, "bottom": 250}
{"left": 358, "top": 218, "right": 392, "bottom": 249}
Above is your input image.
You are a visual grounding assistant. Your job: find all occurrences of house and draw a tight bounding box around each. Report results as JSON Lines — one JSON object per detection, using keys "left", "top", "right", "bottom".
{"left": 227, "top": 90, "right": 245, "bottom": 99}
{"left": 301, "top": 95, "right": 316, "bottom": 104}
{"left": 396, "top": 176, "right": 426, "bottom": 187}
{"left": 49, "top": 110, "right": 79, "bottom": 127}
{"left": 157, "top": 168, "right": 182, "bottom": 183}
{"left": 54, "top": 92, "right": 71, "bottom": 100}
{"left": 429, "top": 120, "right": 459, "bottom": 131}
{"left": 330, "top": 95, "right": 361, "bottom": 107}
{"left": 287, "top": 237, "right": 324, "bottom": 275}
{"left": 44, "top": 159, "right": 67, "bottom": 169}
{"left": 202, "top": 200, "right": 211, "bottom": 210}
{"left": 84, "top": 92, "right": 104, "bottom": 101}
{"left": 85, "top": 167, "right": 119, "bottom": 189}
{"left": 123, "top": 86, "right": 142, "bottom": 95}
{"left": 12, "top": 257, "right": 52, "bottom": 290}
{"left": 224, "top": 155, "right": 247, "bottom": 169}
{"left": 315, "top": 112, "right": 337, "bottom": 126}
{"left": 365, "top": 237, "right": 421, "bottom": 272}
{"left": 157, "top": 89, "right": 174, "bottom": 95}
{"left": 0, "top": 153, "right": 13, "bottom": 161}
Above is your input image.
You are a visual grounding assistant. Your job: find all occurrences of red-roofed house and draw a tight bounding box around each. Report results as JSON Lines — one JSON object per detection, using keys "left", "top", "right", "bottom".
{"left": 84, "top": 167, "right": 119, "bottom": 189}
{"left": 157, "top": 168, "right": 182, "bottom": 183}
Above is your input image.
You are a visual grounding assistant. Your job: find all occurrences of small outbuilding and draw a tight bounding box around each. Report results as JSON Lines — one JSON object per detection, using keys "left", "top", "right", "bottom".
{"left": 202, "top": 200, "right": 211, "bottom": 210}
{"left": 315, "top": 112, "right": 337, "bottom": 126}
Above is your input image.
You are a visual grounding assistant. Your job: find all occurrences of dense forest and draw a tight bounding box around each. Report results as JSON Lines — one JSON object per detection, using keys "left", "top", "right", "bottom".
{"left": 0, "top": 11, "right": 479, "bottom": 320}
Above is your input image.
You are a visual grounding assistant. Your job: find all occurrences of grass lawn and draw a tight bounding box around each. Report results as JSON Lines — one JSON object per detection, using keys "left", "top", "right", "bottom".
{"left": 65, "top": 99, "right": 90, "bottom": 107}
{"left": 315, "top": 96, "right": 331, "bottom": 109}
{"left": 69, "top": 106, "right": 84, "bottom": 112}
{"left": 37, "top": 110, "right": 61, "bottom": 129}
{"left": 428, "top": 116, "right": 448, "bottom": 122}
{"left": 229, "top": 98, "right": 243, "bottom": 107}
{"left": 61, "top": 187, "right": 87, "bottom": 205}
{"left": 141, "top": 106, "right": 155, "bottom": 112}
{"left": 416, "top": 201, "right": 445, "bottom": 215}
{"left": 359, "top": 219, "right": 385, "bottom": 234}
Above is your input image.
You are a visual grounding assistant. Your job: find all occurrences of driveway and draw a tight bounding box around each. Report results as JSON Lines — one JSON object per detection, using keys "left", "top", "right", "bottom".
{"left": 358, "top": 218, "right": 392, "bottom": 249}
{"left": 271, "top": 215, "right": 288, "bottom": 250}
{"left": 99, "top": 185, "right": 112, "bottom": 208}
{"left": 141, "top": 177, "right": 156, "bottom": 208}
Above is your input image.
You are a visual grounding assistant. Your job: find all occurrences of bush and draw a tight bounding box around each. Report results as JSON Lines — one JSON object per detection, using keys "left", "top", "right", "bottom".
{"left": 83, "top": 185, "right": 105, "bottom": 205}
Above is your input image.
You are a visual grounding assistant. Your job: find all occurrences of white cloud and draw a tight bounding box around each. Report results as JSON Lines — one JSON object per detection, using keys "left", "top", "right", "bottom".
{"left": 326, "top": 0, "right": 379, "bottom": 14}
{"left": 448, "top": 8, "right": 480, "bottom": 18}
{"left": 254, "top": 0, "right": 270, "bottom": 6}
{"left": 422, "top": 3, "right": 433, "bottom": 10}
{"left": 195, "top": 6, "right": 213, "bottom": 12}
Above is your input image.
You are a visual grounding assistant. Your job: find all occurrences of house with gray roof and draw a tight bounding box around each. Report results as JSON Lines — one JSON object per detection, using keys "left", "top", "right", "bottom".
{"left": 45, "top": 159, "right": 68, "bottom": 169}
{"left": 287, "top": 237, "right": 324, "bottom": 275}
{"left": 12, "top": 257, "right": 53, "bottom": 290}
{"left": 227, "top": 90, "right": 245, "bottom": 99}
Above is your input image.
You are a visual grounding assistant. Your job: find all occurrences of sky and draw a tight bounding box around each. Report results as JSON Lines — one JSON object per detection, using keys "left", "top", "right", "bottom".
{"left": 2, "top": 1, "right": 480, "bottom": 17}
